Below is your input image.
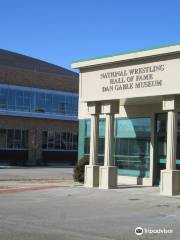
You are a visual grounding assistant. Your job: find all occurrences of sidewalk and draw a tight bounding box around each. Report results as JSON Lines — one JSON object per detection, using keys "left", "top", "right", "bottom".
{"left": 0, "top": 167, "right": 76, "bottom": 193}
{"left": 0, "top": 166, "right": 73, "bottom": 180}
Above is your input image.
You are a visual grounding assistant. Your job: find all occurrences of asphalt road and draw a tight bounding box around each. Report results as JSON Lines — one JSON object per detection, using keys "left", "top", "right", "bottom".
{"left": 0, "top": 185, "right": 180, "bottom": 240}
{"left": 0, "top": 167, "right": 73, "bottom": 180}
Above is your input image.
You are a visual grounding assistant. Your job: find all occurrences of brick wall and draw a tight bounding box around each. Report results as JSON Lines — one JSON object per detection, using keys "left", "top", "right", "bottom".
{"left": 0, "top": 65, "right": 78, "bottom": 92}
{"left": 0, "top": 115, "right": 78, "bottom": 166}
{"left": 0, "top": 49, "right": 79, "bottom": 92}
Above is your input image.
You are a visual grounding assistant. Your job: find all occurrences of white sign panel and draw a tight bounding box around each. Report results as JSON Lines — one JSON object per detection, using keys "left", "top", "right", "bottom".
{"left": 81, "top": 59, "right": 180, "bottom": 102}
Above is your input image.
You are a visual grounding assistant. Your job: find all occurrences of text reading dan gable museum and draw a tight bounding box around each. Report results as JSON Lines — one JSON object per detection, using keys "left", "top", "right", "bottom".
{"left": 101, "top": 64, "right": 164, "bottom": 92}
{"left": 81, "top": 58, "right": 180, "bottom": 101}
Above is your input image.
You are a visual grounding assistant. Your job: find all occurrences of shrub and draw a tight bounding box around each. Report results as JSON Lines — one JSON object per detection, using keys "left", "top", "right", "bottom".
{"left": 73, "top": 155, "right": 89, "bottom": 183}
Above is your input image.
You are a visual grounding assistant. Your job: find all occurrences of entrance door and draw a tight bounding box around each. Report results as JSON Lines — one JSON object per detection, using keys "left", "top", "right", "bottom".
{"left": 154, "top": 113, "right": 167, "bottom": 185}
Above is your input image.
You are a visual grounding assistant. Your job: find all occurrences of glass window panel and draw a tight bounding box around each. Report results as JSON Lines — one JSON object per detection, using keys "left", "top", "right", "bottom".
{"left": 14, "top": 129, "right": 21, "bottom": 148}
{"left": 0, "top": 88, "right": 7, "bottom": 95}
{"left": 156, "top": 113, "right": 167, "bottom": 162}
{"left": 66, "top": 132, "right": 71, "bottom": 150}
{"left": 0, "top": 85, "right": 78, "bottom": 118}
{"left": 84, "top": 138, "right": 90, "bottom": 154}
{"left": 51, "top": 95, "right": 59, "bottom": 113}
{"left": 0, "top": 88, "right": 8, "bottom": 108}
{"left": 116, "top": 118, "right": 151, "bottom": 138}
{"left": 73, "top": 134, "right": 78, "bottom": 150}
{"left": 22, "top": 130, "right": 28, "bottom": 148}
{"left": 72, "top": 96, "right": 78, "bottom": 115}
{"left": 46, "top": 94, "right": 52, "bottom": 105}
{"left": 65, "top": 96, "right": 70, "bottom": 115}
{"left": 46, "top": 94, "right": 53, "bottom": 113}
{"left": 57, "top": 95, "right": 66, "bottom": 114}
{"left": 0, "top": 129, "right": 28, "bottom": 149}
{"left": 35, "top": 92, "right": 46, "bottom": 112}
{"left": 98, "top": 137, "right": 105, "bottom": 155}
{"left": 39, "top": 93, "right": 46, "bottom": 104}
{"left": 70, "top": 133, "right": 73, "bottom": 149}
{"left": 47, "top": 131, "right": 54, "bottom": 149}
{"left": 0, "top": 129, "right": 7, "bottom": 148}
{"left": 61, "top": 132, "right": 67, "bottom": 150}
{"left": 118, "top": 139, "right": 129, "bottom": 155}
{"left": 42, "top": 130, "right": 78, "bottom": 151}
{"left": 7, "top": 129, "right": 14, "bottom": 148}
{"left": 115, "top": 118, "right": 151, "bottom": 177}
{"left": 8, "top": 89, "right": 16, "bottom": 109}
{"left": 85, "top": 120, "right": 91, "bottom": 137}
{"left": 55, "top": 132, "right": 61, "bottom": 149}
{"left": 99, "top": 119, "right": 105, "bottom": 137}
{"left": 176, "top": 114, "right": 180, "bottom": 163}
{"left": 42, "top": 131, "right": 48, "bottom": 149}
{"left": 23, "top": 91, "right": 32, "bottom": 111}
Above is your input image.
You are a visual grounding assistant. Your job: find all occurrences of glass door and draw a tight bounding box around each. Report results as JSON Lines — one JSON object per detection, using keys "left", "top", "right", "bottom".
{"left": 176, "top": 114, "right": 180, "bottom": 169}
{"left": 154, "top": 113, "right": 167, "bottom": 185}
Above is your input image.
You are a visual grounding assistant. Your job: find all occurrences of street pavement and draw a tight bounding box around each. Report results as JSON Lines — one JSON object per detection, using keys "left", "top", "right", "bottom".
{"left": 0, "top": 167, "right": 73, "bottom": 180}
{"left": 0, "top": 184, "right": 180, "bottom": 240}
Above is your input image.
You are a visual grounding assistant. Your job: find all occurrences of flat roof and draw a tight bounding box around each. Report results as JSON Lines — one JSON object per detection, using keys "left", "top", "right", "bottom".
{"left": 72, "top": 43, "right": 180, "bottom": 69}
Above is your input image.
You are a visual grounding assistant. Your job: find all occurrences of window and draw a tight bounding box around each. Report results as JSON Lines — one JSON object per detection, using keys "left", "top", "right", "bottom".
{"left": 84, "top": 120, "right": 91, "bottom": 155}
{"left": 115, "top": 118, "right": 151, "bottom": 177}
{"left": 7, "top": 129, "right": 14, "bottom": 148}
{"left": 42, "top": 130, "right": 78, "bottom": 151}
{"left": 98, "top": 119, "right": 105, "bottom": 165}
{"left": 0, "top": 129, "right": 28, "bottom": 149}
{"left": 66, "top": 132, "right": 73, "bottom": 150}
{"left": 158, "top": 113, "right": 180, "bottom": 166}
{"left": 61, "top": 132, "right": 67, "bottom": 150}
{"left": 0, "top": 84, "right": 78, "bottom": 119}
{"left": 73, "top": 134, "right": 78, "bottom": 150}
{"left": 177, "top": 114, "right": 180, "bottom": 162}
{"left": 47, "top": 131, "right": 55, "bottom": 149}
{"left": 84, "top": 119, "right": 105, "bottom": 165}
{"left": 0, "top": 88, "right": 7, "bottom": 109}
{"left": 83, "top": 118, "right": 151, "bottom": 176}
{"left": 42, "top": 131, "right": 48, "bottom": 149}
{"left": 55, "top": 132, "right": 61, "bottom": 149}
{"left": 0, "top": 129, "right": 7, "bottom": 148}
{"left": 14, "top": 129, "right": 22, "bottom": 148}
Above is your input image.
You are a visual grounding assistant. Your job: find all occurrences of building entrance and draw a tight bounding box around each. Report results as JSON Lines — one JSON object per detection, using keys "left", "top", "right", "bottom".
{"left": 154, "top": 112, "right": 180, "bottom": 185}
{"left": 154, "top": 113, "right": 167, "bottom": 185}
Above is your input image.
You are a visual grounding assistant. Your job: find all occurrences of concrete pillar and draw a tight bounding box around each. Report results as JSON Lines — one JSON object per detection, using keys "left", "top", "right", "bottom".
{"left": 104, "top": 114, "right": 114, "bottom": 166}
{"left": 160, "top": 96, "right": 180, "bottom": 196}
{"left": 84, "top": 102, "right": 100, "bottom": 187}
{"left": 89, "top": 114, "right": 99, "bottom": 165}
{"left": 99, "top": 101, "right": 119, "bottom": 189}
{"left": 149, "top": 113, "right": 155, "bottom": 186}
{"left": 166, "top": 111, "right": 177, "bottom": 170}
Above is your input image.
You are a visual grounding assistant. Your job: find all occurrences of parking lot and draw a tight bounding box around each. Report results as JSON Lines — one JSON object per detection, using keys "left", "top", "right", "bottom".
{"left": 0, "top": 168, "right": 180, "bottom": 240}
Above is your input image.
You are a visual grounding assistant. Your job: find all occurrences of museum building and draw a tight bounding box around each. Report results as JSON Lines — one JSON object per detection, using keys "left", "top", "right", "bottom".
{"left": 0, "top": 49, "right": 78, "bottom": 166}
{"left": 72, "top": 44, "right": 180, "bottom": 196}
